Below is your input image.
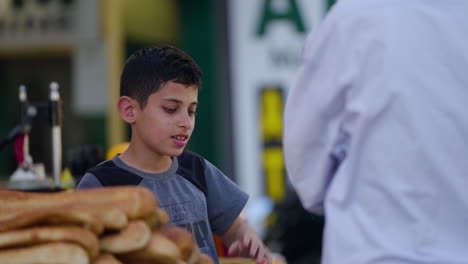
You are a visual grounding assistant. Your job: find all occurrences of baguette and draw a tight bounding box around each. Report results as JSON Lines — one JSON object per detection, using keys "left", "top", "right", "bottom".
{"left": 0, "top": 225, "right": 99, "bottom": 259}
{"left": 0, "top": 186, "right": 157, "bottom": 220}
{"left": 0, "top": 242, "right": 89, "bottom": 264}
{"left": 141, "top": 207, "right": 170, "bottom": 229}
{"left": 160, "top": 225, "right": 200, "bottom": 264}
{"left": 80, "top": 205, "right": 127, "bottom": 230}
{"left": 100, "top": 220, "right": 151, "bottom": 253}
{"left": 0, "top": 206, "right": 103, "bottom": 234}
{"left": 117, "top": 230, "right": 182, "bottom": 264}
{"left": 0, "top": 203, "right": 127, "bottom": 231}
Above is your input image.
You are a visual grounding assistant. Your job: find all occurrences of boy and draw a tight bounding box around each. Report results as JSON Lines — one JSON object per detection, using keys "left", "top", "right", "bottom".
{"left": 77, "top": 45, "right": 271, "bottom": 264}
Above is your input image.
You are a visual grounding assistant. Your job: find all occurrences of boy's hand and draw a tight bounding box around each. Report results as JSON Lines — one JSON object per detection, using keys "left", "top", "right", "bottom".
{"left": 226, "top": 233, "right": 272, "bottom": 264}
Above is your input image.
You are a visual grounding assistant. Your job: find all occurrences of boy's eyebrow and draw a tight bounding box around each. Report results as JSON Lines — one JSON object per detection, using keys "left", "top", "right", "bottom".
{"left": 163, "top": 98, "right": 198, "bottom": 105}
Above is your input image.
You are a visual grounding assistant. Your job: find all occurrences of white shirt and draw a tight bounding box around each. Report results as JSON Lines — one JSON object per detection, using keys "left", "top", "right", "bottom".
{"left": 284, "top": 0, "right": 468, "bottom": 263}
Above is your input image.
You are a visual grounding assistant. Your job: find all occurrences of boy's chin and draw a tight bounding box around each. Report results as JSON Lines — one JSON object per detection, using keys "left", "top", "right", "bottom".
{"left": 167, "top": 148, "right": 185, "bottom": 157}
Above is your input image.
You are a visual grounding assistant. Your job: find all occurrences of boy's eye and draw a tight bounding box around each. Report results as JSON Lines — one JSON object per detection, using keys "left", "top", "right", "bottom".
{"left": 163, "top": 107, "right": 176, "bottom": 113}
{"left": 189, "top": 110, "right": 197, "bottom": 116}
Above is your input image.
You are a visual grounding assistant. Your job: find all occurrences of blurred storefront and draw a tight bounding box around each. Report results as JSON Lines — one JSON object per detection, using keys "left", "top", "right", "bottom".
{"left": 0, "top": 0, "right": 225, "bottom": 180}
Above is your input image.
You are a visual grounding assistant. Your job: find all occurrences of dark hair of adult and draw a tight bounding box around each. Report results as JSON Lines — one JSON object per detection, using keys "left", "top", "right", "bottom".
{"left": 120, "top": 45, "right": 202, "bottom": 109}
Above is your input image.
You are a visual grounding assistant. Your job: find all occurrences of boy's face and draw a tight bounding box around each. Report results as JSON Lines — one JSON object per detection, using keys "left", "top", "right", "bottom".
{"left": 132, "top": 81, "right": 198, "bottom": 158}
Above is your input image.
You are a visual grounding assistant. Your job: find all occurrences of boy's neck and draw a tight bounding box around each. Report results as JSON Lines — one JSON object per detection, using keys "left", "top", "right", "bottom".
{"left": 118, "top": 147, "right": 172, "bottom": 174}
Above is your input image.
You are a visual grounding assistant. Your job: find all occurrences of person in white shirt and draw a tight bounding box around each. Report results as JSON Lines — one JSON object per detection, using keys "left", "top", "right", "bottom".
{"left": 283, "top": 0, "right": 468, "bottom": 263}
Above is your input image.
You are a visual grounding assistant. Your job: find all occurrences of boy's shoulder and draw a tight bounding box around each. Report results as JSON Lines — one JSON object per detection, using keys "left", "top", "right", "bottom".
{"left": 176, "top": 150, "right": 206, "bottom": 171}
{"left": 87, "top": 159, "right": 143, "bottom": 186}
{"left": 176, "top": 150, "right": 207, "bottom": 195}
{"left": 85, "top": 151, "right": 209, "bottom": 193}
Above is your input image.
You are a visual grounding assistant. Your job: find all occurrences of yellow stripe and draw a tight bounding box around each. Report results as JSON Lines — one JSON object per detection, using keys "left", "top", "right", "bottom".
{"left": 261, "top": 88, "right": 285, "bottom": 202}
{"left": 102, "top": 0, "right": 125, "bottom": 147}
{"left": 263, "top": 147, "right": 285, "bottom": 202}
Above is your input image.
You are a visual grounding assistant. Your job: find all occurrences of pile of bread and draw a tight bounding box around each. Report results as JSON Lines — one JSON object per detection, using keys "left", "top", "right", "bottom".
{"left": 0, "top": 186, "right": 213, "bottom": 264}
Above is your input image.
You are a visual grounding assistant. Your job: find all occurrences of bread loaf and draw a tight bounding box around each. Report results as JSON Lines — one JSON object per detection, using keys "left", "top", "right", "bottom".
{"left": 0, "top": 203, "right": 127, "bottom": 231}
{"left": 117, "top": 231, "right": 182, "bottom": 264}
{"left": 0, "top": 206, "right": 103, "bottom": 234}
{"left": 100, "top": 220, "right": 151, "bottom": 253}
{"left": 160, "top": 225, "right": 200, "bottom": 264}
{"left": 0, "top": 242, "right": 89, "bottom": 264}
{"left": 0, "top": 225, "right": 99, "bottom": 259}
{"left": 141, "top": 207, "right": 170, "bottom": 228}
{"left": 0, "top": 186, "right": 157, "bottom": 220}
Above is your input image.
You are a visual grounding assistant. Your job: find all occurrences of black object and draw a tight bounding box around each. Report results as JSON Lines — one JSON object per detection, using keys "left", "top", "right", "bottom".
{"left": 67, "top": 145, "right": 104, "bottom": 184}
{"left": 264, "top": 188, "right": 324, "bottom": 264}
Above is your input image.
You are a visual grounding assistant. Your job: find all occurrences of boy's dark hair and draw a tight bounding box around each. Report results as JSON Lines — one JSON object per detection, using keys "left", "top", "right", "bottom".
{"left": 120, "top": 45, "right": 202, "bottom": 108}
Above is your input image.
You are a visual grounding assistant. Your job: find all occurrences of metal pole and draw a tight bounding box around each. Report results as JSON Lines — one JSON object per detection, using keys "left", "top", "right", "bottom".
{"left": 49, "top": 82, "right": 62, "bottom": 186}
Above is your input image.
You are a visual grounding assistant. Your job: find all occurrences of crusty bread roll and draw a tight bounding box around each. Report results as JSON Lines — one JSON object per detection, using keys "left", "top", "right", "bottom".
{"left": 0, "top": 242, "right": 89, "bottom": 264}
{"left": 100, "top": 220, "right": 151, "bottom": 253}
{"left": 92, "top": 253, "right": 123, "bottom": 264}
{"left": 0, "top": 206, "right": 103, "bottom": 234}
{"left": 0, "top": 186, "right": 157, "bottom": 220}
{"left": 0, "top": 225, "right": 99, "bottom": 259}
{"left": 141, "top": 207, "right": 170, "bottom": 229}
{"left": 160, "top": 225, "right": 200, "bottom": 264}
{"left": 117, "top": 230, "right": 182, "bottom": 264}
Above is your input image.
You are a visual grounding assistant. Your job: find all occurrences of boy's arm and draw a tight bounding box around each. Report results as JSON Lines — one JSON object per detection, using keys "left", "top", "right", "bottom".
{"left": 221, "top": 217, "right": 271, "bottom": 264}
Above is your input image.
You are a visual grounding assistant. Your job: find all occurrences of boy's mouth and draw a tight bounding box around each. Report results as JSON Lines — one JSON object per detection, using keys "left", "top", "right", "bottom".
{"left": 172, "top": 134, "right": 188, "bottom": 147}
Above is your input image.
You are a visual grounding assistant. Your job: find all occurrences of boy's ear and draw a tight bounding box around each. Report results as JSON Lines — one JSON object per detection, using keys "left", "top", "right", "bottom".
{"left": 117, "top": 96, "right": 137, "bottom": 124}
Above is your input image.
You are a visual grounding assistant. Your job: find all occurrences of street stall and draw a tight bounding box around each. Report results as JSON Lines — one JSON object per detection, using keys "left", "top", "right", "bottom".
{"left": 0, "top": 186, "right": 215, "bottom": 264}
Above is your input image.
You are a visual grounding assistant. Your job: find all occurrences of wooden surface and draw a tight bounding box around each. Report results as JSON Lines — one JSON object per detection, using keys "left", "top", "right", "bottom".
{"left": 220, "top": 257, "right": 255, "bottom": 264}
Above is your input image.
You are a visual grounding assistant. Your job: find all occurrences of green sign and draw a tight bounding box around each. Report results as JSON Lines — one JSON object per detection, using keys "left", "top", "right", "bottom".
{"left": 256, "top": 0, "right": 306, "bottom": 37}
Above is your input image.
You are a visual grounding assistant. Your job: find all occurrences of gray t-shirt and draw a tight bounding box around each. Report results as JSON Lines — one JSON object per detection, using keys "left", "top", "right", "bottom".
{"left": 77, "top": 154, "right": 249, "bottom": 263}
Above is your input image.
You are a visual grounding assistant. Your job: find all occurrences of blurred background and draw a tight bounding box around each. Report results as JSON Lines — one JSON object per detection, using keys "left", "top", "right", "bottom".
{"left": 0, "top": 0, "right": 336, "bottom": 263}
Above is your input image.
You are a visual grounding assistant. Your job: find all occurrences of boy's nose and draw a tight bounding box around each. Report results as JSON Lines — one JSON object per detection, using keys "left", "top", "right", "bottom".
{"left": 177, "top": 113, "right": 193, "bottom": 129}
